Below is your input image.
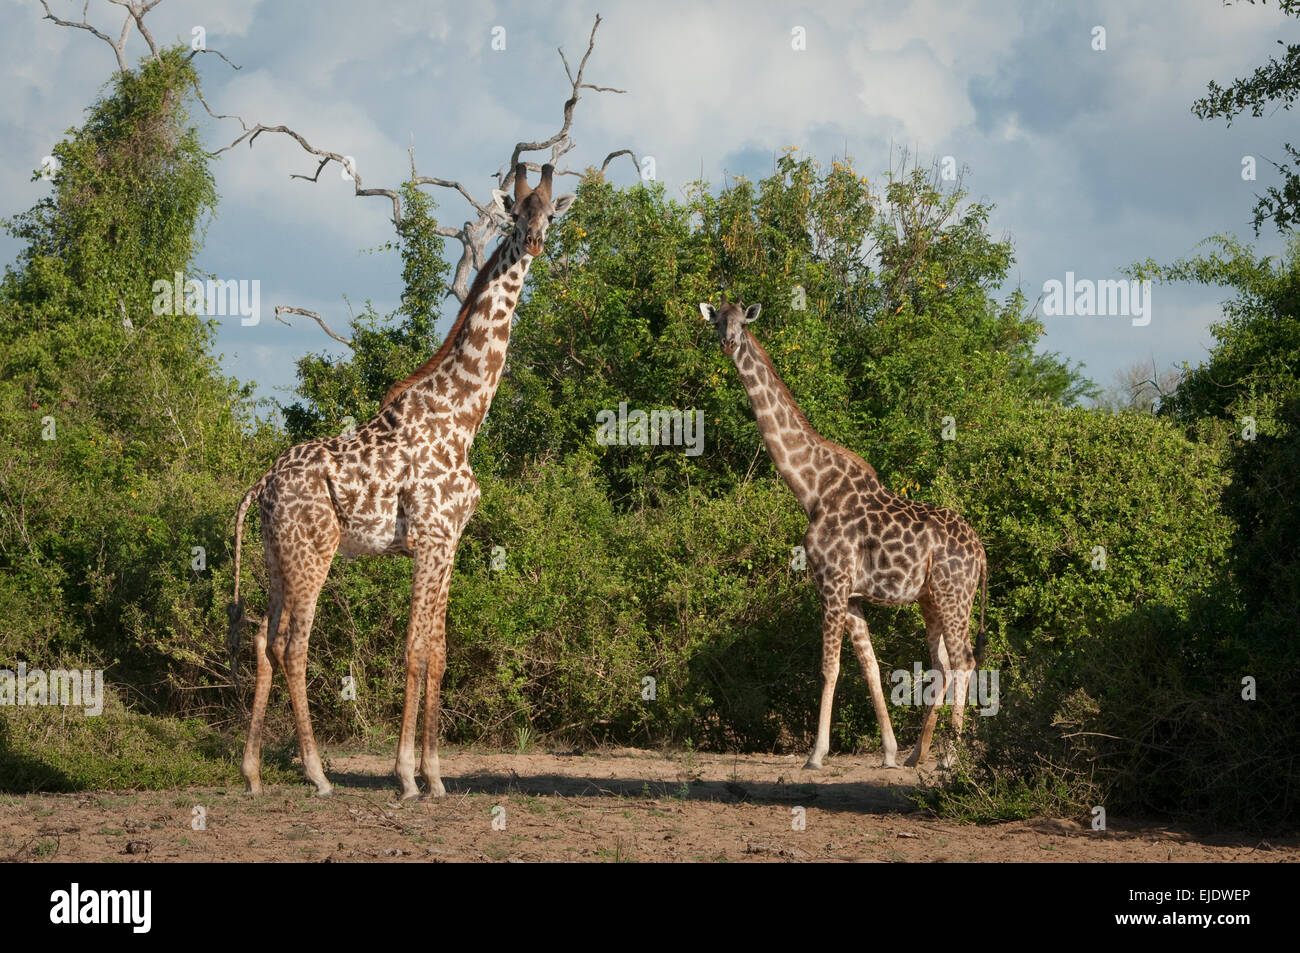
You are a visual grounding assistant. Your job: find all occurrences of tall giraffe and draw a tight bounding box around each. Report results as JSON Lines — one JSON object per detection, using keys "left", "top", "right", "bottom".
{"left": 228, "top": 164, "right": 574, "bottom": 799}
{"left": 699, "top": 297, "right": 988, "bottom": 769}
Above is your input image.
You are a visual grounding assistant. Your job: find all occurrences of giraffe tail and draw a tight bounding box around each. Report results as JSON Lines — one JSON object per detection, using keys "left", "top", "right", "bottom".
{"left": 974, "top": 556, "right": 988, "bottom": 669}
{"left": 227, "top": 473, "right": 268, "bottom": 689}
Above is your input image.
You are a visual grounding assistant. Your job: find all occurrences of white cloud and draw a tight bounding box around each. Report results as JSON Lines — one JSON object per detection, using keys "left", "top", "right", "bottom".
{"left": 211, "top": 69, "right": 409, "bottom": 244}
{"left": 3, "top": 0, "right": 1299, "bottom": 400}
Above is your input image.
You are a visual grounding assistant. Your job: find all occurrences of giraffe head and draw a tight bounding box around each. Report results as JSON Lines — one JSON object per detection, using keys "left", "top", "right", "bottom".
{"left": 699, "top": 295, "right": 761, "bottom": 356}
{"left": 492, "top": 162, "right": 575, "bottom": 257}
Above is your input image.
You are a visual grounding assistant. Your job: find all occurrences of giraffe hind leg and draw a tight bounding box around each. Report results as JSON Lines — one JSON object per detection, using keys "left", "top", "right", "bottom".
{"left": 940, "top": 608, "right": 978, "bottom": 770}
{"left": 904, "top": 597, "right": 950, "bottom": 767}
{"left": 270, "top": 524, "right": 337, "bottom": 798}
{"left": 240, "top": 610, "right": 277, "bottom": 796}
{"left": 283, "top": 589, "right": 332, "bottom": 796}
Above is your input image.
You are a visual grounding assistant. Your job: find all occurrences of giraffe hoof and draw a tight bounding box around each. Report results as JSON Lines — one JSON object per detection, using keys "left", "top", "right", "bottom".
{"left": 803, "top": 758, "right": 823, "bottom": 770}
{"left": 420, "top": 788, "right": 447, "bottom": 802}
{"left": 313, "top": 786, "right": 334, "bottom": 798}
{"left": 398, "top": 787, "right": 421, "bottom": 801}
{"left": 243, "top": 783, "right": 262, "bottom": 797}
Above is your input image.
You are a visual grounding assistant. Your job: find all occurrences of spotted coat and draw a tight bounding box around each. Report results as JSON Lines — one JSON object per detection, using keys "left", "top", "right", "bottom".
{"left": 229, "top": 164, "right": 574, "bottom": 799}
{"left": 701, "top": 298, "right": 988, "bottom": 770}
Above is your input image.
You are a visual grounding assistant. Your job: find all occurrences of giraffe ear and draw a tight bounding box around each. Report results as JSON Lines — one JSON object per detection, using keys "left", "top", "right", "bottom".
{"left": 491, "top": 189, "right": 514, "bottom": 218}
{"left": 699, "top": 302, "right": 717, "bottom": 322}
{"left": 551, "top": 193, "right": 576, "bottom": 216}
{"left": 743, "top": 303, "right": 761, "bottom": 323}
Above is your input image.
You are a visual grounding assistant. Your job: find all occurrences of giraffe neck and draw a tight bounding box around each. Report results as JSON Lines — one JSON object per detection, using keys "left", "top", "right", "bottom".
{"left": 730, "top": 328, "right": 827, "bottom": 515}
{"left": 386, "top": 232, "right": 531, "bottom": 451}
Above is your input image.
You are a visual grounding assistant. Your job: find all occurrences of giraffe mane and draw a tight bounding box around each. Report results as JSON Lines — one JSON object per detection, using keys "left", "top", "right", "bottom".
{"left": 742, "top": 324, "right": 881, "bottom": 485}
{"left": 381, "top": 239, "right": 510, "bottom": 408}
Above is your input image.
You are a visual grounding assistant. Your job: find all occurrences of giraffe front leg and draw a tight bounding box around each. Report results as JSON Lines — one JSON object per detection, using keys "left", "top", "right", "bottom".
{"left": 804, "top": 599, "right": 847, "bottom": 770}
{"left": 419, "top": 650, "right": 447, "bottom": 799}
{"left": 419, "top": 553, "right": 455, "bottom": 800}
{"left": 395, "top": 534, "right": 450, "bottom": 800}
{"left": 394, "top": 641, "right": 425, "bottom": 801}
{"left": 846, "top": 604, "right": 898, "bottom": 768}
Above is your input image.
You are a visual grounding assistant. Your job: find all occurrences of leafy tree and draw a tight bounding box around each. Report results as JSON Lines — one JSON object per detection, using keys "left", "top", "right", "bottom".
{"left": 1135, "top": 235, "right": 1300, "bottom": 635}
{"left": 0, "top": 47, "right": 276, "bottom": 703}
{"left": 478, "top": 153, "right": 1091, "bottom": 505}
{"left": 1194, "top": 0, "right": 1300, "bottom": 233}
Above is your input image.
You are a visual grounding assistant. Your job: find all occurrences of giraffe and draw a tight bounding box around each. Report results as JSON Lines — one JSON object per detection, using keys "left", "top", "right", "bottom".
{"left": 227, "top": 163, "right": 574, "bottom": 799}
{"left": 699, "top": 296, "right": 988, "bottom": 769}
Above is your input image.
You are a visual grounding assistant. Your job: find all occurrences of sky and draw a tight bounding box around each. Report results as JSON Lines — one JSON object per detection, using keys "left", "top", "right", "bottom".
{"left": 1, "top": 0, "right": 1296, "bottom": 408}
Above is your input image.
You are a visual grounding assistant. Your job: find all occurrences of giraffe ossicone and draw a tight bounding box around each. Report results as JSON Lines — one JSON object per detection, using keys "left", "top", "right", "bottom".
{"left": 699, "top": 296, "right": 989, "bottom": 770}
{"left": 227, "top": 163, "right": 574, "bottom": 799}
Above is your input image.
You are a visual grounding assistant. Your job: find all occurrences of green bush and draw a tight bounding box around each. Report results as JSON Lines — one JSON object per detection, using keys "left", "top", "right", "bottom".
{"left": 0, "top": 687, "right": 295, "bottom": 792}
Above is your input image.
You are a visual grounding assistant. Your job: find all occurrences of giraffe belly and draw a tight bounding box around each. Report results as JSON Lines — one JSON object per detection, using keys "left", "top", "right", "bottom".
{"left": 853, "top": 566, "right": 925, "bottom": 606}
{"left": 338, "top": 513, "right": 411, "bottom": 558}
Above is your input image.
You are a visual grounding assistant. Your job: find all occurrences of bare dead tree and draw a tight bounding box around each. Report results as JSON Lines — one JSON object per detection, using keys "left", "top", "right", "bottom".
{"left": 106, "top": 0, "right": 161, "bottom": 59}
{"left": 1095, "top": 358, "right": 1185, "bottom": 413}
{"left": 210, "top": 12, "right": 638, "bottom": 338}
{"left": 40, "top": 0, "right": 135, "bottom": 73}
{"left": 42, "top": 3, "right": 637, "bottom": 347}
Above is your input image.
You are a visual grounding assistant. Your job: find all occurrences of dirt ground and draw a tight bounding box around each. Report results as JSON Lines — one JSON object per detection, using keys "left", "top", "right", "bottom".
{"left": 1, "top": 747, "right": 1293, "bottom": 862}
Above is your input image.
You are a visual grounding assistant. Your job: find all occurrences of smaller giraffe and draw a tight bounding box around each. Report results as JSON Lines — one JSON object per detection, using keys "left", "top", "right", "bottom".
{"left": 700, "top": 296, "right": 988, "bottom": 769}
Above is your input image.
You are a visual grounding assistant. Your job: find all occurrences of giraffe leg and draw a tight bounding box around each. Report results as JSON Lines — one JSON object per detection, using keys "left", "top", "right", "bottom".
{"left": 804, "top": 595, "right": 847, "bottom": 770}
{"left": 395, "top": 534, "right": 452, "bottom": 799}
{"left": 941, "top": 617, "right": 977, "bottom": 769}
{"left": 905, "top": 599, "right": 949, "bottom": 767}
{"left": 846, "top": 603, "right": 899, "bottom": 768}
{"left": 419, "top": 551, "right": 456, "bottom": 799}
{"left": 282, "top": 586, "right": 331, "bottom": 796}
{"left": 395, "top": 643, "right": 426, "bottom": 801}
{"left": 240, "top": 612, "right": 276, "bottom": 795}
{"left": 241, "top": 564, "right": 286, "bottom": 795}
{"left": 263, "top": 521, "right": 336, "bottom": 798}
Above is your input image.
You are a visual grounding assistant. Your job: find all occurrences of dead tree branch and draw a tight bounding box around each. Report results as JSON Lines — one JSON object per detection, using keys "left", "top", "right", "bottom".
{"left": 46, "top": 3, "right": 639, "bottom": 348}
{"left": 187, "top": 47, "right": 241, "bottom": 70}
{"left": 274, "top": 307, "right": 354, "bottom": 347}
{"left": 106, "top": 0, "right": 161, "bottom": 61}
{"left": 40, "top": 0, "right": 132, "bottom": 73}
{"left": 211, "top": 12, "right": 637, "bottom": 312}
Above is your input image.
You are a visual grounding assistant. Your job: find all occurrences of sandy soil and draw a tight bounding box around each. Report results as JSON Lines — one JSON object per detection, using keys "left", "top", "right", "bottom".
{"left": 1, "top": 747, "right": 1293, "bottom": 862}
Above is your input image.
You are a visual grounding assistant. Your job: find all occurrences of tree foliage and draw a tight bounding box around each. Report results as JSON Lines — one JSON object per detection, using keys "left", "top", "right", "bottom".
{"left": 1194, "top": 0, "right": 1300, "bottom": 233}
{"left": 475, "top": 152, "right": 1090, "bottom": 505}
{"left": 0, "top": 47, "right": 277, "bottom": 718}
